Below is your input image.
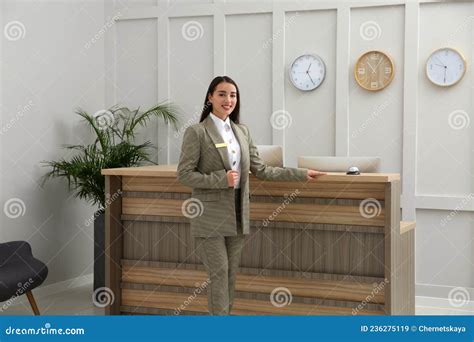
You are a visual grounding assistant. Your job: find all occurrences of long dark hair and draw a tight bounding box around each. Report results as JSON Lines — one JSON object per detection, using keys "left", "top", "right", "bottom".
{"left": 199, "top": 76, "right": 240, "bottom": 123}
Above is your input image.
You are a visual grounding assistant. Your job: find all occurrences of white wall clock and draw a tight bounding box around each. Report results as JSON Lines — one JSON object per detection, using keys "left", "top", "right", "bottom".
{"left": 289, "top": 54, "right": 326, "bottom": 91}
{"left": 426, "top": 47, "right": 466, "bottom": 87}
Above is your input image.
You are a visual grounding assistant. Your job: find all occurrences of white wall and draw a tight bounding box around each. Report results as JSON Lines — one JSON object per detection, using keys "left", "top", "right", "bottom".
{"left": 1, "top": 0, "right": 106, "bottom": 285}
{"left": 107, "top": 0, "right": 473, "bottom": 299}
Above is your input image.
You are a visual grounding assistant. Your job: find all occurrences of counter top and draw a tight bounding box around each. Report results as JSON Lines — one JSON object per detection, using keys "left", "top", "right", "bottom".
{"left": 102, "top": 164, "right": 400, "bottom": 183}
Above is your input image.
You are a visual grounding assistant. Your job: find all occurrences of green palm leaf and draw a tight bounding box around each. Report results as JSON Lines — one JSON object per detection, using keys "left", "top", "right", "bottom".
{"left": 42, "top": 103, "right": 180, "bottom": 208}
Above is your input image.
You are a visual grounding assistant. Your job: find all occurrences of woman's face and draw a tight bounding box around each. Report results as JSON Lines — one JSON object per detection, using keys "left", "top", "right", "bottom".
{"left": 208, "top": 82, "right": 237, "bottom": 119}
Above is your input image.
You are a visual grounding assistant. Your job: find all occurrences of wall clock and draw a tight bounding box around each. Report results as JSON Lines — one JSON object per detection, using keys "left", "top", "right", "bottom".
{"left": 289, "top": 54, "right": 326, "bottom": 91}
{"left": 354, "top": 50, "right": 394, "bottom": 91}
{"left": 426, "top": 47, "right": 466, "bottom": 87}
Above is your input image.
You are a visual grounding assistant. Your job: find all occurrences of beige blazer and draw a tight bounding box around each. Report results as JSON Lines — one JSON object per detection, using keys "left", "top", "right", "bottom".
{"left": 177, "top": 115, "right": 307, "bottom": 237}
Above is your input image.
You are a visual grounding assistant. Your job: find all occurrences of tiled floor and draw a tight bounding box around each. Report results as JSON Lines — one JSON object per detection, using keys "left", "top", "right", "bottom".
{"left": 0, "top": 283, "right": 472, "bottom": 315}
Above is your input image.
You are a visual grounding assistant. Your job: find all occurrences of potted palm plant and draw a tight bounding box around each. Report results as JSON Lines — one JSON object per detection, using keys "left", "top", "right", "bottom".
{"left": 42, "top": 103, "right": 179, "bottom": 290}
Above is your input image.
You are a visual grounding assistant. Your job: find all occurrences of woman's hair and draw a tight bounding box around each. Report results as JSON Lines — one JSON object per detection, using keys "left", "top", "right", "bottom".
{"left": 199, "top": 76, "right": 240, "bottom": 123}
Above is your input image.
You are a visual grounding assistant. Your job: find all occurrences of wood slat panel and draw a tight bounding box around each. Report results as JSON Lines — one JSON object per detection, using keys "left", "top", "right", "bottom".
{"left": 122, "top": 266, "right": 385, "bottom": 304}
{"left": 122, "top": 222, "right": 385, "bottom": 276}
{"left": 122, "top": 175, "right": 387, "bottom": 200}
{"left": 250, "top": 179, "right": 386, "bottom": 200}
{"left": 123, "top": 176, "right": 190, "bottom": 193}
{"left": 122, "top": 198, "right": 385, "bottom": 227}
{"left": 250, "top": 202, "right": 385, "bottom": 226}
{"left": 122, "top": 214, "right": 384, "bottom": 234}
{"left": 105, "top": 175, "right": 123, "bottom": 315}
{"left": 122, "top": 260, "right": 386, "bottom": 285}
{"left": 123, "top": 198, "right": 183, "bottom": 216}
{"left": 121, "top": 289, "right": 384, "bottom": 315}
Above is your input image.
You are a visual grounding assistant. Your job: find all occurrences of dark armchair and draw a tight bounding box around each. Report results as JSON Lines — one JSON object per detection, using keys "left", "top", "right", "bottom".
{"left": 0, "top": 241, "right": 48, "bottom": 315}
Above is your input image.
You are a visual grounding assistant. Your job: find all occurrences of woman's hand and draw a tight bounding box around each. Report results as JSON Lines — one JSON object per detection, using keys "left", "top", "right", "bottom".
{"left": 307, "top": 169, "right": 326, "bottom": 180}
{"left": 227, "top": 170, "right": 239, "bottom": 187}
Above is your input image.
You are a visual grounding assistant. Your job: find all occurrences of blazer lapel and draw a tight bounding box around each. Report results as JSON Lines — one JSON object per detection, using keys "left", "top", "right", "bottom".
{"left": 204, "top": 116, "right": 232, "bottom": 171}
{"left": 230, "top": 121, "right": 249, "bottom": 173}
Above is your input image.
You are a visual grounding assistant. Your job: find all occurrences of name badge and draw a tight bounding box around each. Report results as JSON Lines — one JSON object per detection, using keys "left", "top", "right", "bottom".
{"left": 215, "top": 143, "right": 227, "bottom": 148}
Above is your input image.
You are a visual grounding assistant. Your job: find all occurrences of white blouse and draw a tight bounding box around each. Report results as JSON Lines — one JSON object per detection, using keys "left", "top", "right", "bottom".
{"left": 209, "top": 112, "right": 242, "bottom": 189}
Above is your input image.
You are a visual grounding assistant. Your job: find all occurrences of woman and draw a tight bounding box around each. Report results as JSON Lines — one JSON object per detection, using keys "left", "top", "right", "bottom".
{"left": 177, "top": 76, "right": 325, "bottom": 315}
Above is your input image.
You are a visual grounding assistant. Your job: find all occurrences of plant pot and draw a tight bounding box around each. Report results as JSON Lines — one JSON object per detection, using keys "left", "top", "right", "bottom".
{"left": 94, "top": 210, "right": 105, "bottom": 290}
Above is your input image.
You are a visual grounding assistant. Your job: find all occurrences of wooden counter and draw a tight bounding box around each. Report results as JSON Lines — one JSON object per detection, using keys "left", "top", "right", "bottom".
{"left": 101, "top": 164, "right": 415, "bottom": 315}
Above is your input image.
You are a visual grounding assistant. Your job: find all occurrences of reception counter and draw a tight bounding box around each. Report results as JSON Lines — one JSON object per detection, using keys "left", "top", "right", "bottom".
{"left": 101, "top": 165, "right": 415, "bottom": 315}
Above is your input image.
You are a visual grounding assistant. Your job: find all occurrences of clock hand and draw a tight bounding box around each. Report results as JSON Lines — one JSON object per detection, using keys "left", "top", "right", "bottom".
{"left": 307, "top": 73, "right": 316, "bottom": 85}
{"left": 373, "top": 57, "right": 384, "bottom": 71}
{"left": 443, "top": 66, "right": 447, "bottom": 83}
{"left": 434, "top": 56, "right": 445, "bottom": 67}
{"left": 306, "top": 63, "right": 312, "bottom": 73}
{"left": 366, "top": 60, "right": 376, "bottom": 73}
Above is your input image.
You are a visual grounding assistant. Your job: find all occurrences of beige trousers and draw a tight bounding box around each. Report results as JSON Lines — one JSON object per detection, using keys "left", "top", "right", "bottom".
{"left": 193, "top": 189, "right": 246, "bottom": 315}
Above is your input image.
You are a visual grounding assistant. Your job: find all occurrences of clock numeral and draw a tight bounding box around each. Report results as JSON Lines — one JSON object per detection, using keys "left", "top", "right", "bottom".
{"left": 358, "top": 68, "right": 366, "bottom": 75}
{"left": 370, "top": 81, "right": 378, "bottom": 89}
{"left": 370, "top": 53, "right": 379, "bottom": 60}
{"left": 384, "top": 67, "right": 391, "bottom": 74}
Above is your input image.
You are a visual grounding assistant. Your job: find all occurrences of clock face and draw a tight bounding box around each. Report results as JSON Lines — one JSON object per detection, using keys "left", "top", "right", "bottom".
{"left": 289, "top": 54, "right": 326, "bottom": 91}
{"left": 426, "top": 48, "right": 466, "bottom": 87}
{"left": 354, "top": 50, "right": 394, "bottom": 91}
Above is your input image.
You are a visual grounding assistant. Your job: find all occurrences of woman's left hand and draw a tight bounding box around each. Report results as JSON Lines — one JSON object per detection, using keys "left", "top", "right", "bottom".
{"left": 307, "top": 169, "right": 327, "bottom": 180}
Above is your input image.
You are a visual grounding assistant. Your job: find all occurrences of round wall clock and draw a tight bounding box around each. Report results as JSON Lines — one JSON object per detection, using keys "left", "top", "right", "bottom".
{"left": 426, "top": 47, "right": 466, "bottom": 87}
{"left": 354, "top": 50, "right": 395, "bottom": 91}
{"left": 289, "top": 54, "right": 326, "bottom": 91}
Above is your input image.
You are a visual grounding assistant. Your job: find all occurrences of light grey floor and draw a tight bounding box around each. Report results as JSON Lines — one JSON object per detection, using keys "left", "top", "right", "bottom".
{"left": 0, "top": 283, "right": 472, "bottom": 315}
{"left": 0, "top": 283, "right": 104, "bottom": 316}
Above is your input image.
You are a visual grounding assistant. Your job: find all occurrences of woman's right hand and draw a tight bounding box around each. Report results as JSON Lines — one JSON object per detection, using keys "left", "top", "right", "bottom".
{"left": 226, "top": 170, "right": 239, "bottom": 187}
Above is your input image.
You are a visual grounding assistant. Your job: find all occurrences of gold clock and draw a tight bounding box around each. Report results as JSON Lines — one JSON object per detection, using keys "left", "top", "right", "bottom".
{"left": 354, "top": 50, "right": 395, "bottom": 91}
